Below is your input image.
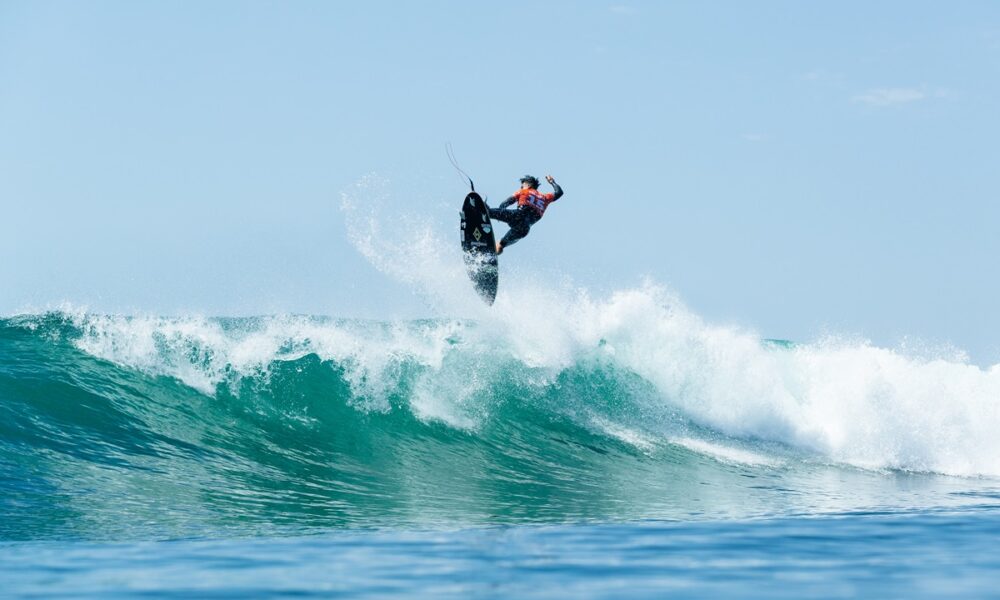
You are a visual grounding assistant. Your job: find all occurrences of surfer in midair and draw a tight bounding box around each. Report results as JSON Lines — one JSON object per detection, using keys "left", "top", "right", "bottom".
{"left": 489, "top": 175, "right": 564, "bottom": 255}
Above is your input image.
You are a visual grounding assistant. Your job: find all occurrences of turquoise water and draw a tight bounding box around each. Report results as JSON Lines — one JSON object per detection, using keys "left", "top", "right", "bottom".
{"left": 2, "top": 309, "right": 1000, "bottom": 596}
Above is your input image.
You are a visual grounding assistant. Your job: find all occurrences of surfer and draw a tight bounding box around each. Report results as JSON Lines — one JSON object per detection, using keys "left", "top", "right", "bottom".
{"left": 489, "top": 174, "right": 564, "bottom": 255}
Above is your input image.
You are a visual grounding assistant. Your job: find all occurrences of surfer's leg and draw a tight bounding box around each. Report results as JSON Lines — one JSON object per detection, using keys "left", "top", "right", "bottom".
{"left": 499, "top": 216, "right": 532, "bottom": 248}
{"left": 488, "top": 208, "right": 515, "bottom": 224}
{"left": 491, "top": 209, "right": 522, "bottom": 254}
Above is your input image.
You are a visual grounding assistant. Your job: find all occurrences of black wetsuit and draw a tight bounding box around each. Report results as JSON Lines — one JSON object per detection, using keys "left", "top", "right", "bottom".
{"left": 488, "top": 182, "right": 564, "bottom": 249}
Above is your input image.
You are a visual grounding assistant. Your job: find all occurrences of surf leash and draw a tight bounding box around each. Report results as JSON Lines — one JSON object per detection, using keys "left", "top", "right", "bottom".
{"left": 446, "top": 143, "right": 475, "bottom": 192}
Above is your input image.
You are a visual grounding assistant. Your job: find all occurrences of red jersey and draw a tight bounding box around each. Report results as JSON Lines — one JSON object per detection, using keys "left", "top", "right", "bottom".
{"left": 512, "top": 188, "right": 557, "bottom": 217}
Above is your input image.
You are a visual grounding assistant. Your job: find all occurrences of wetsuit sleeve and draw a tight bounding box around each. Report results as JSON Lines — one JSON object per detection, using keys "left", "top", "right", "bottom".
{"left": 550, "top": 182, "right": 563, "bottom": 200}
{"left": 498, "top": 195, "right": 517, "bottom": 209}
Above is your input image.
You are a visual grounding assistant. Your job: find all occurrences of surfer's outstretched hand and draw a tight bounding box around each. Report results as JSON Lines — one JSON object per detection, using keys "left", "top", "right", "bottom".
{"left": 545, "top": 175, "right": 555, "bottom": 184}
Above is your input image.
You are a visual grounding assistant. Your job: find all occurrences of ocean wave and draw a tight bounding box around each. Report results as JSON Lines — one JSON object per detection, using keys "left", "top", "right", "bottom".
{"left": 4, "top": 290, "right": 1000, "bottom": 481}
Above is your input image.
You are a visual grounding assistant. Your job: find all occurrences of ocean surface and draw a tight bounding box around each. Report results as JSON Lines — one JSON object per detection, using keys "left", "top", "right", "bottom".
{"left": 2, "top": 297, "right": 1000, "bottom": 597}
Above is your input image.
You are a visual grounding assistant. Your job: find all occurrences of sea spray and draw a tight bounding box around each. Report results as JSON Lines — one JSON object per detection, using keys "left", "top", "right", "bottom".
{"left": 337, "top": 174, "right": 1000, "bottom": 478}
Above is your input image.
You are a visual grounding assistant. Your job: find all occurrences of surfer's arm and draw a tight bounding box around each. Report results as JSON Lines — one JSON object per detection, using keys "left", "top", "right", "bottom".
{"left": 546, "top": 175, "right": 564, "bottom": 200}
{"left": 498, "top": 196, "right": 517, "bottom": 210}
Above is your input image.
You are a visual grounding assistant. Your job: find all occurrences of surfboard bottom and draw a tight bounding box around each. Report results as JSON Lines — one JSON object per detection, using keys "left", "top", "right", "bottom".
{"left": 460, "top": 192, "right": 498, "bottom": 305}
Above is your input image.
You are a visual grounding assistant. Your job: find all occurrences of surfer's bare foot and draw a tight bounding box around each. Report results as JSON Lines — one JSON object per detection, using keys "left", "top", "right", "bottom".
{"left": 495, "top": 242, "right": 503, "bottom": 255}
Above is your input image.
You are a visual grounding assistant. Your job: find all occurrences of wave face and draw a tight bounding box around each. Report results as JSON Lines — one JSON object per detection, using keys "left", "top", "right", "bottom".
{"left": 2, "top": 296, "right": 999, "bottom": 540}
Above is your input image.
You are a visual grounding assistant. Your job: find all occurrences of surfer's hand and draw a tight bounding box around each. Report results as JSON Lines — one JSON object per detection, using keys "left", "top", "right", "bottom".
{"left": 545, "top": 175, "right": 555, "bottom": 184}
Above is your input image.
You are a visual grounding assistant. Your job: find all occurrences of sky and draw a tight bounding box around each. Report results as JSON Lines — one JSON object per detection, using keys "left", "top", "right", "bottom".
{"left": 2, "top": 1, "right": 999, "bottom": 361}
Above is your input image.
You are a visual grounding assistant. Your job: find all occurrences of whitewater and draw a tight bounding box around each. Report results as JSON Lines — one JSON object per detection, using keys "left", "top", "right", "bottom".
{"left": 3, "top": 175, "right": 1000, "bottom": 597}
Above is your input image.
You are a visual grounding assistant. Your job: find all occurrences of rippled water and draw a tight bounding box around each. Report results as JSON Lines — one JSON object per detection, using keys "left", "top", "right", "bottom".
{"left": 4, "top": 510, "right": 1000, "bottom": 598}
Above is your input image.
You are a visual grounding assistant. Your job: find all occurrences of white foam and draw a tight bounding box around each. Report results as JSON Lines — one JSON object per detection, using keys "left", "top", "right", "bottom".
{"left": 67, "top": 311, "right": 467, "bottom": 413}
{"left": 534, "top": 284, "right": 1000, "bottom": 477}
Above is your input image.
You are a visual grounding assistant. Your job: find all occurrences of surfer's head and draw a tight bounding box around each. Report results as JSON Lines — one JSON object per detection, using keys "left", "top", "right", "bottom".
{"left": 519, "top": 175, "right": 539, "bottom": 189}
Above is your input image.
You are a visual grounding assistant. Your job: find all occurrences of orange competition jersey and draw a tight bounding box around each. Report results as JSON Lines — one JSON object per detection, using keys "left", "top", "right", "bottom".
{"left": 513, "top": 188, "right": 557, "bottom": 217}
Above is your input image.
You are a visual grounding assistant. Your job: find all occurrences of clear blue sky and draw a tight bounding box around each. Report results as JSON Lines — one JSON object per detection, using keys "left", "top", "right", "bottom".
{"left": 2, "top": 1, "right": 999, "bottom": 360}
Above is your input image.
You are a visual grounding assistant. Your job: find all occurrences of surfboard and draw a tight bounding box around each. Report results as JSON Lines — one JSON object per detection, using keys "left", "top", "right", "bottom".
{"left": 460, "top": 191, "right": 498, "bottom": 305}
